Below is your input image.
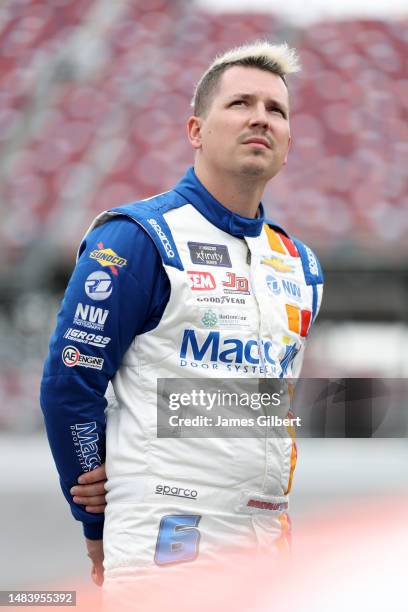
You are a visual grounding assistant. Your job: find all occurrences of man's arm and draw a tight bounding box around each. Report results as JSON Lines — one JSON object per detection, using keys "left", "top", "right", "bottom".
{"left": 40, "top": 216, "right": 170, "bottom": 574}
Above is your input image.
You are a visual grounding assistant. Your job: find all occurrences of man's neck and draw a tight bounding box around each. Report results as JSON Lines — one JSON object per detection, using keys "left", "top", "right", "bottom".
{"left": 194, "top": 162, "right": 266, "bottom": 219}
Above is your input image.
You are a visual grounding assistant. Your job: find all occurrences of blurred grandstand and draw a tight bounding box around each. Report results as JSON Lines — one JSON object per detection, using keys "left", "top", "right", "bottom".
{"left": 0, "top": 0, "right": 407, "bottom": 430}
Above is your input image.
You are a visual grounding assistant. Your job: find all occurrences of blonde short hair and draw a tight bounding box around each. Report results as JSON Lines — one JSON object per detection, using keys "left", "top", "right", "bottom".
{"left": 192, "top": 41, "right": 301, "bottom": 116}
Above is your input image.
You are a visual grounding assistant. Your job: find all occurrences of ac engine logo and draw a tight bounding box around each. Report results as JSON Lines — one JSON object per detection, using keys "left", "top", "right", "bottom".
{"left": 62, "top": 346, "right": 104, "bottom": 370}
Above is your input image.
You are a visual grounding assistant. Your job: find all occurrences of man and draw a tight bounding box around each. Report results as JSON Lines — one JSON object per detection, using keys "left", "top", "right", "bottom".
{"left": 41, "top": 41, "right": 323, "bottom": 591}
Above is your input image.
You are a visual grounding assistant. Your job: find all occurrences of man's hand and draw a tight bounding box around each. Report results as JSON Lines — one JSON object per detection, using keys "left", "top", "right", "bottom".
{"left": 70, "top": 464, "right": 107, "bottom": 513}
{"left": 86, "top": 538, "right": 104, "bottom": 586}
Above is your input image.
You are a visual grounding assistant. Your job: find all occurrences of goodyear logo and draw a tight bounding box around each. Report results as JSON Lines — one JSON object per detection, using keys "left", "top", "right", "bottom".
{"left": 90, "top": 247, "right": 127, "bottom": 268}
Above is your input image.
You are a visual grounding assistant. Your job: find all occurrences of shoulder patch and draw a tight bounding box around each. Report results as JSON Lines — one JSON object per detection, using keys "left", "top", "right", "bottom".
{"left": 264, "top": 223, "right": 299, "bottom": 258}
{"left": 291, "top": 238, "right": 324, "bottom": 286}
{"left": 108, "top": 194, "right": 186, "bottom": 270}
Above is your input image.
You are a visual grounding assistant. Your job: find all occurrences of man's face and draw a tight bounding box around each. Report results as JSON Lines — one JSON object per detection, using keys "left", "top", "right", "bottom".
{"left": 189, "top": 66, "right": 291, "bottom": 181}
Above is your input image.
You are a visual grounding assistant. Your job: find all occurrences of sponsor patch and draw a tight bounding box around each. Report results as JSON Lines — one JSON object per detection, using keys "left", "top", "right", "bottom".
{"left": 222, "top": 272, "right": 250, "bottom": 295}
{"left": 266, "top": 275, "right": 301, "bottom": 301}
{"left": 71, "top": 422, "right": 101, "bottom": 471}
{"left": 266, "top": 275, "right": 281, "bottom": 295}
{"left": 285, "top": 305, "right": 312, "bottom": 337}
{"left": 155, "top": 484, "right": 198, "bottom": 499}
{"left": 188, "top": 242, "right": 232, "bottom": 268}
{"left": 84, "top": 271, "right": 113, "bottom": 301}
{"left": 188, "top": 270, "right": 216, "bottom": 291}
{"left": 305, "top": 245, "right": 319, "bottom": 276}
{"left": 196, "top": 295, "right": 246, "bottom": 305}
{"left": 63, "top": 328, "right": 111, "bottom": 348}
{"left": 279, "top": 341, "right": 300, "bottom": 377}
{"left": 200, "top": 309, "right": 250, "bottom": 330}
{"left": 147, "top": 218, "right": 175, "bottom": 258}
{"left": 74, "top": 303, "right": 109, "bottom": 331}
{"left": 90, "top": 242, "right": 127, "bottom": 276}
{"left": 261, "top": 257, "right": 294, "bottom": 273}
{"left": 62, "top": 346, "right": 104, "bottom": 370}
{"left": 237, "top": 491, "right": 289, "bottom": 514}
{"left": 247, "top": 499, "right": 288, "bottom": 512}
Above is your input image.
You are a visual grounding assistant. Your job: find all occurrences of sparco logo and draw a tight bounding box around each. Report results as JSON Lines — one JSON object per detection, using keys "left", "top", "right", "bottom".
{"left": 71, "top": 422, "right": 101, "bottom": 471}
{"left": 305, "top": 246, "right": 318, "bottom": 276}
{"left": 155, "top": 484, "right": 198, "bottom": 499}
{"left": 147, "top": 218, "right": 175, "bottom": 258}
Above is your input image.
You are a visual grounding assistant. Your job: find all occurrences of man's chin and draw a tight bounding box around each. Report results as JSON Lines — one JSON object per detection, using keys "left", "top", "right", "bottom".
{"left": 238, "top": 161, "right": 274, "bottom": 179}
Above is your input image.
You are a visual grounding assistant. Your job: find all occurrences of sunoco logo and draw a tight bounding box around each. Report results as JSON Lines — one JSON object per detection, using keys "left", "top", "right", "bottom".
{"left": 147, "top": 218, "right": 175, "bottom": 258}
{"left": 90, "top": 247, "right": 127, "bottom": 268}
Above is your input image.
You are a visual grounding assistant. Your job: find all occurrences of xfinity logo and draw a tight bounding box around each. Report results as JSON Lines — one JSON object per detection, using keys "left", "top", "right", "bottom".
{"left": 188, "top": 242, "right": 232, "bottom": 268}
{"left": 74, "top": 303, "right": 109, "bottom": 331}
{"left": 155, "top": 484, "right": 198, "bottom": 499}
{"left": 147, "top": 218, "right": 175, "bottom": 258}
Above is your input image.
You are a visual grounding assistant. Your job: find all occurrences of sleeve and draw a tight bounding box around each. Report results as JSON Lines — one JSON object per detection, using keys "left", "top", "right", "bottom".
{"left": 40, "top": 216, "right": 170, "bottom": 539}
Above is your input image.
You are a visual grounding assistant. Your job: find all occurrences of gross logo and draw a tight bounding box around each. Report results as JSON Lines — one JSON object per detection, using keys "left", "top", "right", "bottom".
{"left": 85, "top": 271, "right": 113, "bottom": 301}
{"left": 201, "top": 310, "right": 218, "bottom": 328}
{"left": 62, "top": 345, "right": 80, "bottom": 367}
{"left": 266, "top": 275, "right": 281, "bottom": 295}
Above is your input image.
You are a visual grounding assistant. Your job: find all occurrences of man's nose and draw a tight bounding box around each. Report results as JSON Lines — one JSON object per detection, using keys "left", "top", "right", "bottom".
{"left": 248, "top": 104, "right": 270, "bottom": 128}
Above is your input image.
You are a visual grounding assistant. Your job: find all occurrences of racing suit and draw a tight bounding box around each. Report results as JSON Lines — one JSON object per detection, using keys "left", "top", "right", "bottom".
{"left": 41, "top": 166, "right": 323, "bottom": 580}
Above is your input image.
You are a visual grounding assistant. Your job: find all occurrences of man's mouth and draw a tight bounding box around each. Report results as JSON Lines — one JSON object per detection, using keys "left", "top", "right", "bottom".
{"left": 243, "top": 137, "right": 271, "bottom": 149}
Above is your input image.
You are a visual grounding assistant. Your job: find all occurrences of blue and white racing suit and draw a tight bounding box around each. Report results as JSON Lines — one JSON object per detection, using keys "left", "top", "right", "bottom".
{"left": 41, "top": 166, "right": 323, "bottom": 579}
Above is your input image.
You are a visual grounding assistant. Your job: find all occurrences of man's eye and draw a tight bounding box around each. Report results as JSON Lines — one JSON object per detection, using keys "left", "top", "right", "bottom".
{"left": 230, "top": 100, "right": 246, "bottom": 106}
{"left": 270, "top": 107, "right": 286, "bottom": 117}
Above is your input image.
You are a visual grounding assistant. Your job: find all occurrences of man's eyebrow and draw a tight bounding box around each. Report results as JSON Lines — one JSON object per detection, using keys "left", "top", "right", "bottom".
{"left": 226, "top": 92, "right": 288, "bottom": 113}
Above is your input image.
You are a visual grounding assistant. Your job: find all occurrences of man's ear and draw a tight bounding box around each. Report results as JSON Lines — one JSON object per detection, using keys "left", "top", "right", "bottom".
{"left": 187, "top": 116, "right": 202, "bottom": 150}
{"left": 282, "top": 134, "right": 291, "bottom": 166}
